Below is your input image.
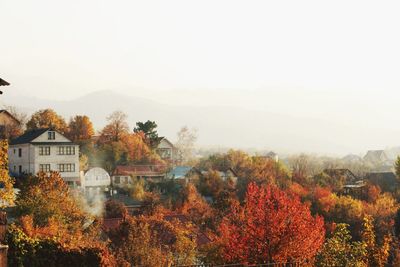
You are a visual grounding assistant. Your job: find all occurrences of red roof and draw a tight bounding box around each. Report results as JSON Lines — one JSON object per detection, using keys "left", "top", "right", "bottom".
{"left": 114, "top": 165, "right": 166, "bottom": 176}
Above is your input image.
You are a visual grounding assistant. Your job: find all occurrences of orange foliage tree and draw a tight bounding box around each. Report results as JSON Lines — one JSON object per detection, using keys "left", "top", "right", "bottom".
{"left": 26, "top": 109, "right": 68, "bottom": 133}
{"left": 219, "top": 182, "right": 325, "bottom": 264}
{"left": 98, "top": 111, "right": 129, "bottom": 143}
{"left": 15, "top": 171, "right": 87, "bottom": 229}
{"left": 179, "top": 183, "right": 214, "bottom": 230}
{"left": 66, "top": 115, "right": 95, "bottom": 142}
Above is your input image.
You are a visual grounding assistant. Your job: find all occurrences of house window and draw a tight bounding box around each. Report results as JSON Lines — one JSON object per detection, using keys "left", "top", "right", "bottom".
{"left": 48, "top": 131, "right": 55, "bottom": 140}
{"left": 39, "top": 164, "right": 51, "bottom": 172}
{"left": 114, "top": 176, "right": 120, "bottom": 184}
{"left": 13, "top": 166, "right": 16, "bottom": 172}
{"left": 18, "top": 148, "right": 22, "bottom": 157}
{"left": 58, "top": 163, "right": 75, "bottom": 172}
{"left": 39, "top": 146, "right": 50, "bottom": 155}
{"left": 58, "top": 146, "right": 75, "bottom": 155}
{"left": 66, "top": 146, "right": 75, "bottom": 155}
{"left": 18, "top": 165, "right": 22, "bottom": 174}
{"left": 13, "top": 149, "right": 16, "bottom": 154}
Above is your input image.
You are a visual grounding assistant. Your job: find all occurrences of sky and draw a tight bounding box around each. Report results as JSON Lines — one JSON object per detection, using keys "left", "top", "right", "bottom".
{"left": 1, "top": 0, "right": 400, "bottom": 154}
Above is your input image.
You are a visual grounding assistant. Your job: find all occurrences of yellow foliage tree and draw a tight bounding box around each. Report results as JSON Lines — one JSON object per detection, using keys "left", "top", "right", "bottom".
{"left": 0, "top": 139, "right": 14, "bottom": 207}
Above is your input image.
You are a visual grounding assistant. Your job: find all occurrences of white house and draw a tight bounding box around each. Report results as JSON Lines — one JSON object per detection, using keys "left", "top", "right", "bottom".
{"left": 82, "top": 167, "right": 111, "bottom": 196}
{"left": 8, "top": 128, "right": 80, "bottom": 186}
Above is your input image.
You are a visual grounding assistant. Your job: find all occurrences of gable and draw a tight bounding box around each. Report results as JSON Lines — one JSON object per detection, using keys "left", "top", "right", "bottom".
{"left": 158, "top": 138, "right": 174, "bottom": 149}
{"left": 32, "top": 130, "right": 71, "bottom": 143}
{"left": 10, "top": 128, "right": 73, "bottom": 145}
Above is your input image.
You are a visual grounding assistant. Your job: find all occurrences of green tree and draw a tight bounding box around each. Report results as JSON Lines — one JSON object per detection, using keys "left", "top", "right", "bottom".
{"left": 133, "top": 120, "right": 159, "bottom": 148}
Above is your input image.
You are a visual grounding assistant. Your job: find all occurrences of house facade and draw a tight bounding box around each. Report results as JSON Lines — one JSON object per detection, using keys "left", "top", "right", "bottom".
{"left": 8, "top": 128, "right": 80, "bottom": 186}
{"left": 156, "top": 138, "right": 175, "bottom": 161}
{"left": 112, "top": 164, "right": 167, "bottom": 187}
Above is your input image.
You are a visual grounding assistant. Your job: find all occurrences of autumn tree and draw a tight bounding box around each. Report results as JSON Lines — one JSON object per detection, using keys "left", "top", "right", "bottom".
{"left": 0, "top": 139, "right": 14, "bottom": 207}
{"left": 236, "top": 157, "right": 290, "bottom": 199}
{"left": 96, "top": 141, "right": 127, "bottom": 173}
{"left": 196, "top": 170, "right": 225, "bottom": 198}
{"left": 316, "top": 223, "right": 367, "bottom": 267}
{"left": 104, "top": 199, "right": 128, "bottom": 219}
{"left": 219, "top": 182, "right": 325, "bottom": 264}
{"left": 15, "top": 172, "right": 87, "bottom": 230}
{"left": 179, "top": 183, "right": 214, "bottom": 229}
{"left": 197, "top": 149, "right": 251, "bottom": 174}
{"left": 8, "top": 171, "right": 115, "bottom": 266}
{"left": 121, "top": 132, "right": 156, "bottom": 163}
{"left": 99, "top": 111, "right": 129, "bottom": 143}
{"left": 66, "top": 115, "right": 95, "bottom": 142}
{"left": 26, "top": 109, "right": 68, "bottom": 133}
{"left": 133, "top": 120, "right": 160, "bottom": 148}
{"left": 361, "top": 215, "right": 391, "bottom": 267}
{"left": 175, "top": 126, "right": 197, "bottom": 164}
{"left": 288, "top": 154, "right": 322, "bottom": 185}
{"left": 108, "top": 215, "right": 197, "bottom": 266}
{"left": 364, "top": 193, "right": 399, "bottom": 240}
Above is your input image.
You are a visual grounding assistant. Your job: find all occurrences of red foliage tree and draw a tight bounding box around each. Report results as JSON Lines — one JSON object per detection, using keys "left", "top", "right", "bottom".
{"left": 219, "top": 182, "right": 325, "bottom": 264}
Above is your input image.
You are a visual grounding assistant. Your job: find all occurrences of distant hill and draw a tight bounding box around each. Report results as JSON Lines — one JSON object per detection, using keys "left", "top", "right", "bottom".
{"left": 3, "top": 90, "right": 400, "bottom": 156}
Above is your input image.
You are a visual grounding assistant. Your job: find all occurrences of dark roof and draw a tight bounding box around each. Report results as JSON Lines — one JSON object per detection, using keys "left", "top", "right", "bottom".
{"left": 10, "top": 128, "right": 49, "bottom": 145}
{"left": 365, "top": 172, "right": 398, "bottom": 192}
{"left": 323, "top": 168, "right": 359, "bottom": 183}
{"left": 0, "top": 78, "right": 10, "bottom": 86}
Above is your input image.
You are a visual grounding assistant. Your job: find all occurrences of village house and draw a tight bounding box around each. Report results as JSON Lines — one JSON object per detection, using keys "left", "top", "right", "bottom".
{"left": 365, "top": 172, "right": 398, "bottom": 192}
{"left": 8, "top": 128, "right": 80, "bottom": 187}
{"left": 156, "top": 137, "right": 175, "bottom": 162}
{"left": 167, "top": 166, "right": 194, "bottom": 180}
{"left": 323, "top": 168, "right": 366, "bottom": 198}
{"left": 0, "top": 110, "right": 21, "bottom": 139}
{"left": 112, "top": 164, "right": 167, "bottom": 187}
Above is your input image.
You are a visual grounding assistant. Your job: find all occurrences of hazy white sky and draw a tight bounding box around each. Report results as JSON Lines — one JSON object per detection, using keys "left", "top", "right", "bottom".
{"left": 2, "top": 1, "right": 400, "bottom": 154}
{"left": 2, "top": 0, "right": 400, "bottom": 96}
